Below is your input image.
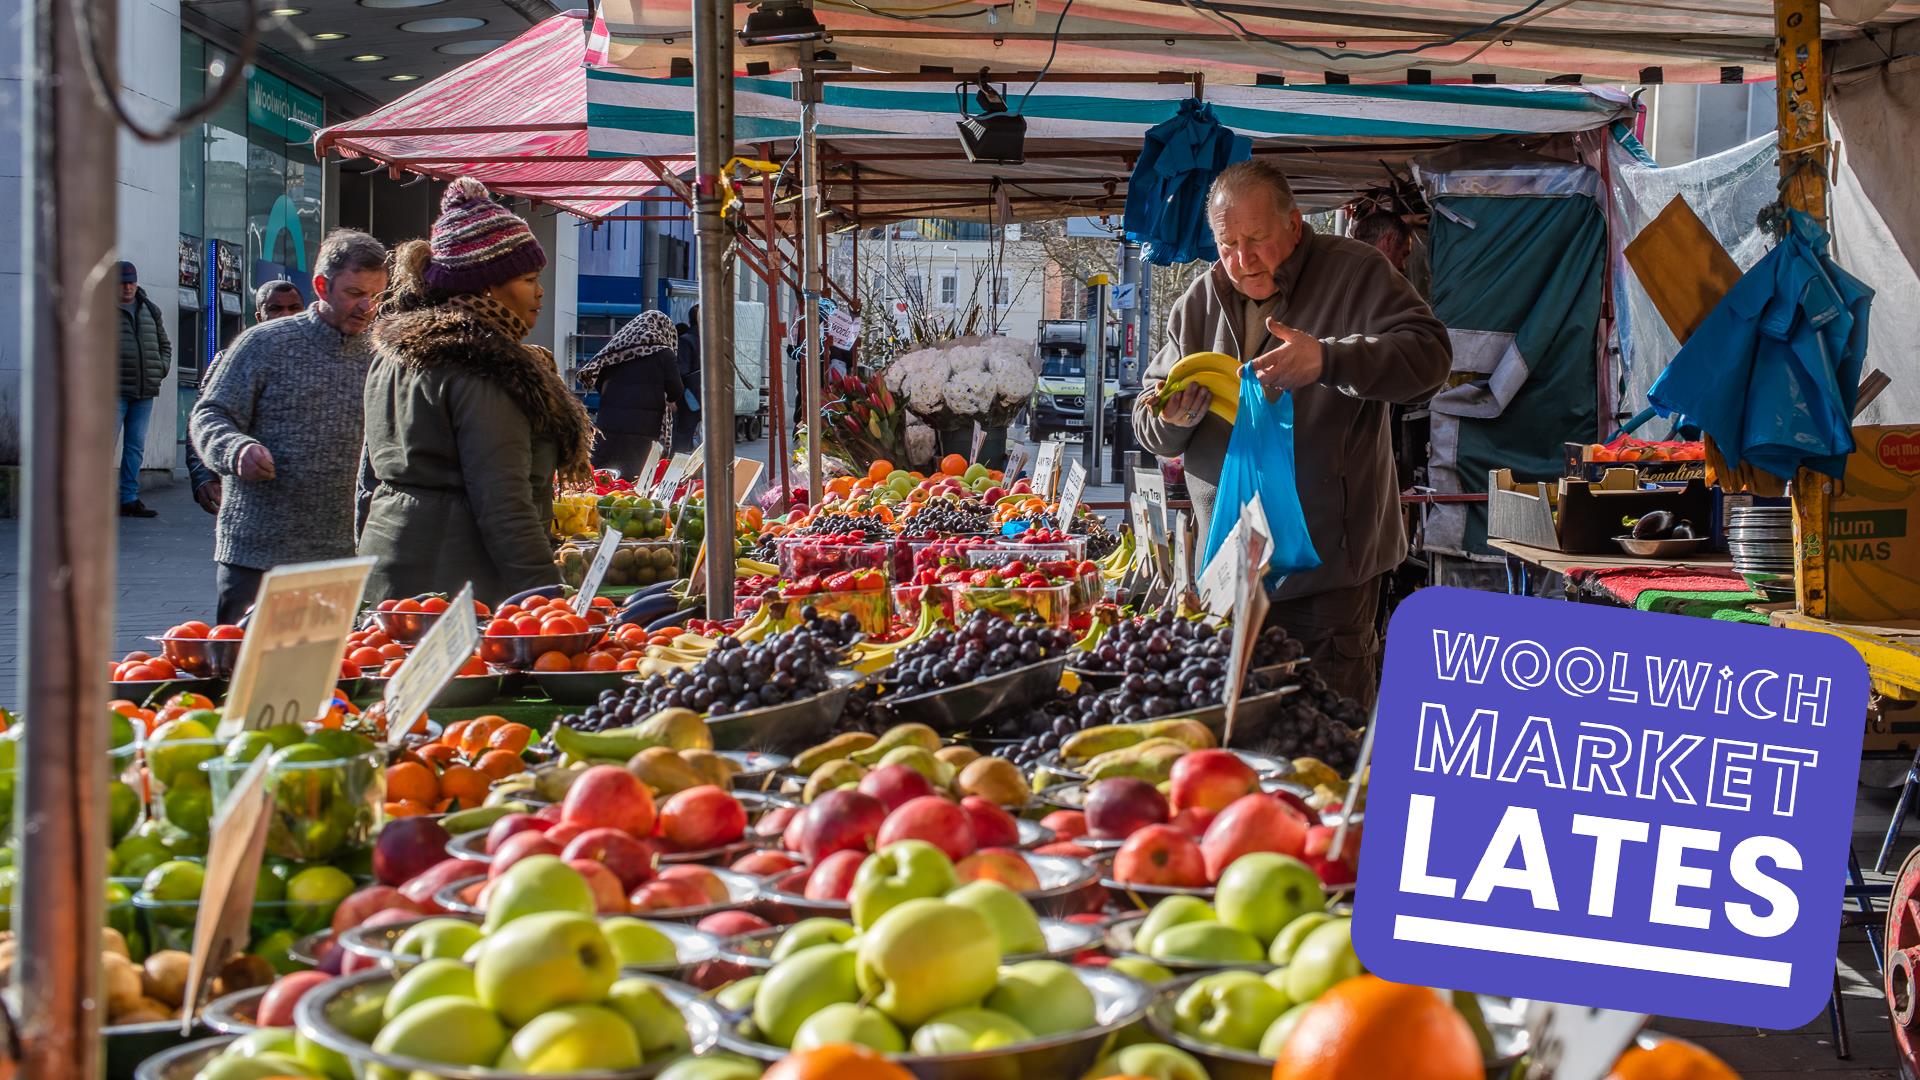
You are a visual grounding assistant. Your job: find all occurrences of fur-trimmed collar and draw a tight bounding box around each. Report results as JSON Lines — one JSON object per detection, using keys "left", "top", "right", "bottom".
{"left": 372, "top": 305, "right": 595, "bottom": 480}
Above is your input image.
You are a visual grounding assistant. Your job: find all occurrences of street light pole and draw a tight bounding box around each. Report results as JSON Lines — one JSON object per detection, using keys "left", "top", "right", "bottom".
{"left": 692, "top": 0, "right": 735, "bottom": 612}
{"left": 1084, "top": 272, "right": 1110, "bottom": 480}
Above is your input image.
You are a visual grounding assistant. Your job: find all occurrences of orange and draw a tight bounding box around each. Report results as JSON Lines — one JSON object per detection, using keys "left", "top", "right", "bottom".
{"left": 458, "top": 717, "right": 505, "bottom": 755}
{"left": 385, "top": 761, "right": 439, "bottom": 805}
{"left": 418, "top": 743, "right": 460, "bottom": 769}
{"left": 940, "top": 453, "right": 966, "bottom": 475}
{"left": 437, "top": 765, "right": 489, "bottom": 808}
{"left": 1606, "top": 1042, "right": 1741, "bottom": 1080}
{"left": 475, "top": 749, "right": 523, "bottom": 781}
{"left": 420, "top": 596, "right": 450, "bottom": 614}
{"left": 1271, "top": 976, "right": 1481, "bottom": 1080}
{"left": 384, "top": 799, "right": 431, "bottom": 818}
{"left": 394, "top": 597, "right": 424, "bottom": 613}
{"left": 441, "top": 719, "right": 473, "bottom": 747}
{"left": 347, "top": 646, "right": 384, "bottom": 670}
{"left": 457, "top": 656, "right": 489, "bottom": 677}
{"left": 585, "top": 651, "right": 619, "bottom": 673}
{"left": 763, "top": 1044, "right": 915, "bottom": 1080}
{"left": 866, "top": 459, "right": 894, "bottom": 483}
{"left": 533, "top": 651, "right": 574, "bottom": 673}
{"left": 488, "top": 722, "right": 533, "bottom": 753}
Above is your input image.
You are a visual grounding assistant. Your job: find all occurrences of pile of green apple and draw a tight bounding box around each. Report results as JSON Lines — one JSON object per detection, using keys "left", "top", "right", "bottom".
{"left": 717, "top": 838, "right": 1102, "bottom": 1058}
{"left": 133, "top": 854, "right": 359, "bottom": 968}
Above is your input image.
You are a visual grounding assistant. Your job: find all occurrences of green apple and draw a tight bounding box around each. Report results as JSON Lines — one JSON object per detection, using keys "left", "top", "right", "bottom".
{"left": 771, "top": 917, "right": 857, "bottom": 961}
{"left": 793, "top": 1002, "right": 907, "bottom": 1053}
{"left": 371, "top": 997, "right": 508, "bottom": 1074}
{"left": 656, "top": 1054, "right": 764, "bottom": 1080}
{"left": 849, "top": 839, "right": 958, "bottom": 930}
{"left": 1084, "top": 1042, "right": 1211, "bottom": 1080}
{"left": 145, "top": 717, "right": 216, "bottom": 788}
{"left": 382, "top": 958, "right": 477, "bottom": 1021}
{"left": 1284, "top": 917, "right": 1362, "bottom": 1003}
{"left": 754, "top": 943, "right": 859, "bottom": 1047}
{"left": 141, "top": 859, "right": 205, "bottom": 902}
{"left": 294, "top": 1030, "right": 354, "bottom": 1080}
{"left": 601, "top": 916, "right": 679, "bottom": 967}
{"left": 1215, "top": 853, "right": 1325, "bottom": 947}
{"left": 608, "top": 976, "right": 693, "bottom": 1057}
{"left": 393, "top": 917, "right": 483, "bottom": 961}
{"left": 1268, "top": 911, "right": 1336, "bottom": 966}
{"left": 855, "top": 898, "right": 1000, "bottom": 1028}
{"left": 1146, "top": 921, "right": 1264, "bottom": 965}
{"left": 473, "top": 910, "right": 619, "bottom": 1026}
{"left": 111, "top": 833, "right": 172, "bottom": 880}
{"left": 1131, "top": 895, "right": 1214, "bottom": 955}
{"left": 712, "top": 974, "right": 762, "bottom": 1013}
{"left": 985, "top": 960, "right": 1094, "bottom": 1037}
{"left": 1262, "top": 967, "right": 1292, "bottom": 997}
{"left": 1109, "top": 956, "right": 1176, "bottom": 985}
{"left": 482, "top": 854, "right": 595, "bottom": 930}
{"left": 1173, "top": 970, "right": 1290, "bottom": 1052}
{"left": 194, "top": 1054, "right": 323, "bottom": 1080}
{"left": 495, "top": 1004, "right": 641, "bottom": 1073}
{"left": 910, "top": 1006, "right": 1035, "bottom": 1054}
{"left": 285, "top": 865, "right": 355, "bottom": 934}
{"left": 226, "top": 1028, "right": 301, "bottom": 1057}
{"left": 945, "top": 880, "right": 1045, "bottom": 955}
{"left": 1259, "top": 1002, "right": 1312, "bottom": 1058}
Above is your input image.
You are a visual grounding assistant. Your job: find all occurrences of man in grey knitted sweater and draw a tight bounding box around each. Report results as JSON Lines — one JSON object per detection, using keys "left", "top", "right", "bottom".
{"left": 190, "top": 231, "right": 389, "bottom": 623}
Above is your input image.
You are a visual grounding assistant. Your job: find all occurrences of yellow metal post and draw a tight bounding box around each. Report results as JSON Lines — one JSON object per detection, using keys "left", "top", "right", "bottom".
{"left": 1777, "top": 0, "right": 1830, "bottom": 616}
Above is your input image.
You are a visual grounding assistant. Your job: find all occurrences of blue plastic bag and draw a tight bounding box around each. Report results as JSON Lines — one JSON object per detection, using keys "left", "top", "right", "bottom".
{"left": 1200, "top": 369, "right": 1320, "bottom": 585}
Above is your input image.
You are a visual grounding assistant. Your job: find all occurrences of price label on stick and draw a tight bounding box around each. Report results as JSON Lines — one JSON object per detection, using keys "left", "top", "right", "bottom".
{"left": 1171, "top": 511, "right": 1193, "bottom": 591}
{"left": 970, "top": 422, "right": 986, "bottom": 463}
{"left": 219, "top": 557, "right": 374, "bottom": 737}
{"left": 635, "top": 443, "right": 662, "bottom": 493}
{"left": 180, "top": 755, "right": 273, "bottom": 1031}
{"left": 685, "top": 538, "right": 710, "bottom": 597}
{"left": 1056, "top": 461, "right": 1087, "bottom": 532}
{"left": 572, "top": 527, "right": 623, "bottom": 616}
{"left": 1004, "top": 444, "right": 1033, "bottom": 485}
{"left": 733, "top": 459, "right": 764, "bottom": 507}
{"left": 1034, "top": 441, "right": 1063, "bottom": 499}
{"left": 385, "top": 584, "right": 480, "bottom": 745}
{"left": 1522, "top": 1004, "right": 1648, "bottom": 1080}
{"left": 1195, "top": 521, "right": 1245, "bottom": 619}
{"left": 1221, "top": 509, "right": 1273, "bottom": 747}
{"left": 654, "top": 452, "right": 692, "bottom": 499}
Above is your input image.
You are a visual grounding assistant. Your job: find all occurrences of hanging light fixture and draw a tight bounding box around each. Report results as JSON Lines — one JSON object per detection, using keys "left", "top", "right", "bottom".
{"left": 956, "top": 69, "right": 1025, "bottom": 165}
{"left": 738, "top": 0, "right": 825, "bottom": 46}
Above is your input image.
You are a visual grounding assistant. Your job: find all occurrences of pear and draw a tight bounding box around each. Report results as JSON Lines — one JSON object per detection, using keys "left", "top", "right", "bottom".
{"left": 803, "top": 759, "right": 866, "bottom": 803}
{"left": 878, "top": 746, "right": 944, "bottom": 786}
{"left": 627, "top": 746, "right": 707, "bottom": 797}
{"left": 637, "top": 707, "right": 713, "bottom": 752}
{"left": 957, "top": 757, "right": 1028, "bottom": 807}
{"left": 851, "top": 723, "right": 940, "bottom": 766}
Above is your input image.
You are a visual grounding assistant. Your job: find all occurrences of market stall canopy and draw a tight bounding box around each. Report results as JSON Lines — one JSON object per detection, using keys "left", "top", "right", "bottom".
{"left": 600, "top": 0, "right": 1920, "bottom": 84}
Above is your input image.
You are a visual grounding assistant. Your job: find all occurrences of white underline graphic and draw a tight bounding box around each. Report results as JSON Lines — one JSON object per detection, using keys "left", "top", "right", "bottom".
{"left": 1391, "top": 914, "right": 1793, "bottom": 988}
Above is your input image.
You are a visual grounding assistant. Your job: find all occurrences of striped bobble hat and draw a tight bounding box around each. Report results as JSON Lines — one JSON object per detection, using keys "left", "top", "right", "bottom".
{"left": 426, "top": 177, "right": 548, "bottom": 295}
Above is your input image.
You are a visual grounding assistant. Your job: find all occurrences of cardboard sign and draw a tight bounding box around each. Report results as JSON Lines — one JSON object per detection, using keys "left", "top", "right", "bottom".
{"left": 654, "top": 452, "right": 692, "bottom": 499}
{"left": 384, "top": 584, "right": 479, "bottom": 745}
{"left": 572, "top": 527, "right": 624, "bottom": 616}
{"left": 1004, "top": 444, "right": 1033, "bottom": 485}
{"left": 1034, "top": 442, "right": 1063, "bottom": 500}
{"left": 635, "top": 443, "right": 662, "bottom": 490}
{"left": 829, "top": 309, "right": 857, "bottom": 350}
{"left": 685, "top": 538, "right": 710, "bottom": 597}
{"left": 181, "top": 756, "right": 273, "bottom": 1029}
{"left": 1195, "top": 534, "right": 1240, "bottom": 618}
{"left": 970, "top": 422, "right": 986, "bottom": 463}
{"left": 734, "top": 458, "right": 764, "bottom": 508}
{"left": 1522, "top": 1002, "right": 1648, "bottom": 1080}
{"left": 219, "top": 557, "right": 374, "bottom": 736}
{"left": 1221, "top": 505, "right": 1274, "bottom": 746}
{"left": 1056, "top": 462, "right": 1088, "bottom": 532}
{"left": 1354, "top": 589, "right": 1871, "bottom": 1029}
{"left": 1171, "top": 511, "right": 1193, "bottom": 590}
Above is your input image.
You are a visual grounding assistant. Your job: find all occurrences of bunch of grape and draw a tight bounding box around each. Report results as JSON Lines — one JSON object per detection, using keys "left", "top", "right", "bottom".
{"left": 900, "top": 501, "right": 994, "bottom": 536}
{"left": 800, "top": 512, "right": 892, "bottom": 536}
{"left": 1076, "top": 613, "right": 1304, "bottom": 675}
{"left": 879, "top": 612, "right": 1074, "bottom": 699}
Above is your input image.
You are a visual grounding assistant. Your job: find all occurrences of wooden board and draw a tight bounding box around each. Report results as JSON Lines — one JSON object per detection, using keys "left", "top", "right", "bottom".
{"left": 1623, "top": 196, "right": 1743, "bottom": 343}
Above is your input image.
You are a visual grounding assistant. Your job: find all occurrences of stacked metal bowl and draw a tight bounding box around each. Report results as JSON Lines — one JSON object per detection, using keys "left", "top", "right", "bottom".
{"left": 1728, "top": 505, "right": 1796, "bottom": 600}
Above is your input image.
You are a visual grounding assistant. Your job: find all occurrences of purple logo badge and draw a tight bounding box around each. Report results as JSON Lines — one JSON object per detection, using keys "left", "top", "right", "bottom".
{"left": 1353, "top": 588, "right": 1868, "bottom": 1028}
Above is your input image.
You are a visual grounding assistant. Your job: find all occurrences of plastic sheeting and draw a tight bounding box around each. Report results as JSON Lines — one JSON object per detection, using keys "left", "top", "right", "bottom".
{"left": 1829, "top": 59, "right": 1920, "bottom": 425}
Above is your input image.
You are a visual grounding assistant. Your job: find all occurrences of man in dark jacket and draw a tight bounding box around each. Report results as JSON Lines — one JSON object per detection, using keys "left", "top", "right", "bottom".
{"left": 185, "top": 280, "right": 304, "bottom": 514}
{"left": 117, "top": 261, "right": 173, "bottom": 517}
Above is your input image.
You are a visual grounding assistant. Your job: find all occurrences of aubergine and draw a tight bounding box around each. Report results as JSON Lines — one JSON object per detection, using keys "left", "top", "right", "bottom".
{"left": 1669, "top": 520, "right": 1696, "bottom": 540}
{"left": 1632, "top": 510, "right": 1676, "bottom": 539}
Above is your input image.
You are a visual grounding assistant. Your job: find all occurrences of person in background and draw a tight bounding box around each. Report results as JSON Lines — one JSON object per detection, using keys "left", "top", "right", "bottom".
{"left": 578, "top": 309, "right": 683, "bottom": 478}
{"left": 674, "top": 305, "right": 701, "bottom": 452}
{"left": 358, "top": 178, "right": 593, "bottom": 604}
{"left": 190, "top": 233, "right": 389, "bottom": 624}
{"left": 185, "top": 280, "right": 304, "bottom": 515}
{"left": 116, "top": 261, "right": 172, "bottom": 518}
{"left": 1132, "top": 160, "right": 1450, "bottom": 709}
{"left": 1349, "top": 210, "right": 1414, "bottom": 276}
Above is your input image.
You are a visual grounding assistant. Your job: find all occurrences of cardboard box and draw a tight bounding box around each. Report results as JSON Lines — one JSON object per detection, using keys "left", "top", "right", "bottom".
{"left": 1824, "top": 425, "right": 1920, "bottom": 623}
{"left": 1562, "top": 442, "right": 1708, "bottom": 485}
{"left": 1488, "top": 468, "right": 1714, "bottom": 554}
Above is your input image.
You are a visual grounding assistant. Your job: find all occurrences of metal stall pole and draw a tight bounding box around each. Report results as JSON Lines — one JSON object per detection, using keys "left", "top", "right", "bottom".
{"left": 1779, "top": 0, "right": 1829, "bottom": 619}
{"left": 1084, "top": 272, "right": 1110, "bottom": 479}
{"left": 1112, "top": 242, "right": 1139, "bottom": 483}
{"left": 761, "top": 144, "right": 791, "bottom": 507}
{"left": 799, "top": 58, "right": 825, "bottom": 509}
{"left": 17, "top": 0, "right": 119, "bottom": 1069}
{"left": 693, "top": 0, "right": 736, "bottom": 611}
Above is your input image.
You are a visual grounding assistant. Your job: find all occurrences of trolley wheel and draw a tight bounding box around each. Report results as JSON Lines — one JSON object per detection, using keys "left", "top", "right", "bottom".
{"left": 750, "top": 417, "right": 763, "bottom": 441}
{"left": 1887, "top": 843, "right": 1920, "bottom": 1073}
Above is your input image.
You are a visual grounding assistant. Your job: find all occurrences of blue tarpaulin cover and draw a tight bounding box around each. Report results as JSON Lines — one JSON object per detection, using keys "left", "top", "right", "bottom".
{"left": 1122, "top": 99, "right": 1252, "bottom": 266}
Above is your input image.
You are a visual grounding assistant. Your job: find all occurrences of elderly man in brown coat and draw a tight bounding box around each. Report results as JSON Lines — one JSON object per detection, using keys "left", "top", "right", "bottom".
{"left": 1132, "top": 159, "right": 1451, "bottom": 708}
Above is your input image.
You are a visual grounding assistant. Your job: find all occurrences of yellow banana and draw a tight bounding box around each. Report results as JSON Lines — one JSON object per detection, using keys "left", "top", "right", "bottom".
{"left": 1157, "top": 352, "right": 1241, "bottom": 427}
{"left": 669, "top": 633, "right": 719, "bottom": 653}
{"left": 736, "top": 558, "right": 779, "bottom": 577}
{"left": 1166, "top": 351, "right": 1240, "bottom": 384}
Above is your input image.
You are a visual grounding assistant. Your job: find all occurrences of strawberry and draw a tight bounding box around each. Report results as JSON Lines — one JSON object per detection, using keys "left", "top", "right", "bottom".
{"left": 825, "top": 571, "right": 856, "bottom": 592}
{"left": 853, "top": 571, "right": 885, "bottom": 592}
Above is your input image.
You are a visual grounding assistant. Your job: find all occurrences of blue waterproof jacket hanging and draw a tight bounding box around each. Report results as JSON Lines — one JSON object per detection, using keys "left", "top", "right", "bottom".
{"left": 1644, "top": 210, "right": 1872, "bottom": 480}
{"left": 1201, "top": 369, "right": 1320, "bottom": 586}
{"left": 1122, "top": 99, "right": 1252, "bottom": 266}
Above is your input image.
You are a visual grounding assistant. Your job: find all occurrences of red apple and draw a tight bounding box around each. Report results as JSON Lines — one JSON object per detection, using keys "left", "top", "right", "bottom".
{"left": 659, "top": 865, "right": 730, "bottom": 904}
{"left": 1113, "top": 824, "right": 1208, "bottom": 888}
{"left": 659, "top": 785, "right": 749, "bottom": 851}
{"left": 488, "top": 831, "right": 562, "bottom": 878}
{"left": 1168, "top": 749, "right": 1260, "bottom": 814}
{"left": 1085, "top": 778, "right": 1169, "bottom": 840}
{"left": 543, "top": 822, "right": 590, "bottom": 849}
{"left": 954, "top": 848, "right": 1041, "bottom": 890}
{"left": 562, "top": 827, "right": 660, "bottom": 891}
{"left": 484, "top": 813, "right": 549, "bottom": 854}
{"left": 341, "top": 949, "right": 379, "bottom": 975}
{"left": 399, "top": 858, "right": 488, "bottom": 914}
{"left": 960, "top": 796, "right": 1021, "bottom": 849}
{"left": 374, "top": 816, "right": 451, "bottom": 887}
{"left": 628, "top": 878, "right": 711, "bottom": 912}
{"left": 857, "top": 764, "right": 937, "bottom": 812}
{"left": 1200, "top": 793, "right": 1310, "bottom": 882}
{"left": 697, "top": 910, "right": 772, "bottom": 937}
{"left": 795, "top": 789, "right": 887, "bottom": 863}
{"left": 730, "top": 850, "right": 803, "bottom": 876}
{"left": 1033, "top": 841, "right": 1097, "bottom": 859}
{"left": 561, "top": 764, "right": 657, "bottom": 837}
{"left": 568, "top": 858, "right": 631, "bottom": 914}
{"left": 755, "top": 805, "right": 799, "bottom": 839}
{"left": 328, "top": 885, "right": 420, "bottom": 936}
{"left": 255, "top": 970, "right": 330, "bottom": 1028}
{"left": 803, "top": 849, "right": 868, "bottom": 901}
{"left": 1302, "top": 823, "right": 1360, "bottom": 887}
{"left": 1168, "top": 806, "right": 1217, "bottom": 839}
{"left": 877, "top": 796, "right": 977, "bottom": 862}
{"left": 534, "top": 804, "right": 566, "bottom": 824}
{"left": 781, "top": 805, "right": 810, "bottom": 852}
{"left": 1040, "top": 810, "right": 1088, "bottom": 841}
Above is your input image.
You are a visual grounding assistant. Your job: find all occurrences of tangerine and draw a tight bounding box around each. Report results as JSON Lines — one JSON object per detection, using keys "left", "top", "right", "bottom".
{"left": 418, "top": 743, "right": 460, "bottom": 769}
{"left": 384, "top": 799, "right": 432, "bottom": 818}
{"left": 867, "top": 459, "right": 895, "bottom": 483}
{"left": 441, "top": 719, "right": 473, "bottom": 747}
{"left": 533, "top": 651, "right": 574, "bottom": 673}
{"left": 378, "top": 642, "right": 407, "bottom": 661}
{"left": 763, "top": 1044, "right": 915, "bottom": 1080}
{"left": 1270, "top": 976, "right": 1482, "bottom": 1080}
{"left": 458, "top": 717, "right": 504, "bottom": 755}
{"left": 940, "top": 453, "right": 967, "bottom": 475}
{"left": 475, "top": 749, "right": 523, "bottom": 781}
{"left": 584, "top": 651, "right": 619, "bottom": 673}
{"left": 438, "top": 765, "right": 489, "bottom": 808}
{"left": 1606, "top": 1042, "right": 1741, "bottom": 1080}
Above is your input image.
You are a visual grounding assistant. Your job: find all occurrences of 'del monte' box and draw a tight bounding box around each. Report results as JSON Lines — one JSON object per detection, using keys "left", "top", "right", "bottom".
{"left": 1487, "top": 468, "right": 1714, "bottom": 554}
{"left": 1823, "top": 425, "right": 1920, "bottom": 623}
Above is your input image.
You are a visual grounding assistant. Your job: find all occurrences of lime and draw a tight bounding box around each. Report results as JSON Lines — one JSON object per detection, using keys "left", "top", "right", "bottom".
{"left": 179, "top": 708, "right": 224, "bottom": 730}
{"left": 261, "top": 723, "right": 307, "bottom": 751}
{"left": 112, "top": 833, "right": 171, "bottom": 879}
{"left": 253, "top": 928, "right": 306, "bottom": 975}
{"left": 105, "top": 880, "right": 131, "bottom": 906}
{"left": 224, "top": 730, "right": 277, "bottom": 765}
{"left": 147, "top": 718, "right": 217, "bottom": 788}
{"left": 108, "top": 780, "right": 141, "bottom": 842}
{"left": 252, "top": 864, "right": 287, "bottom": 906}
{"left": 141, "top": 859, "right": 206, "bottom": 903}
{"left": 108, "top": 711, "right": 137, "bottom": 750}
{"left": 285, "top": 864, "right": 355, "bottom": 933}
{"left": 158, "top": 822, "right": 208, "bottom": 857}
{"left": 161, "top": 778, "right": 213, "bottom": 835}
{"left": 305, "top": 729, "right": 376, "bottom": 759}
{"left": 294, "top": 816, "right": 348, "bottom": 861}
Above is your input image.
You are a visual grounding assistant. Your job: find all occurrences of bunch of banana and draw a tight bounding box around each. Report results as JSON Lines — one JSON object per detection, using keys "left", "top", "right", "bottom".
{"left": 847, "top": 597, "right": 945, "bottom": 674}
{"left": 1059, "top": 717, "right": 1216, "bottom": 762}
{"left": 733, "top": 600, "right": 788, "bottom": 644}
{"left": 1096, "top": 530, "right": 1136, "bottom": 581}
{"left": 736, "top": 557, "right": 779, "bottom": 577}
{"left": 1070, "top": 607, "right": 1115, "bottom": 653}
{"left": 1155, "top": 351, "right": 1242, "bottom": 426}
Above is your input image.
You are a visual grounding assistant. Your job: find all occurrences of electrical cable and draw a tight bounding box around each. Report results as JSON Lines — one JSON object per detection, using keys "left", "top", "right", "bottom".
{"left": 823, "top": 0, "right": 1013, "bottom": 20}
{"left": 1017, "top": 0, "right": 1075, "bottom": 113}
{"left": 73, "top": 0, "right": 263, "bottom": 143}
{"left": 1183, "top": 0, "right": 1562, "bottom": 62}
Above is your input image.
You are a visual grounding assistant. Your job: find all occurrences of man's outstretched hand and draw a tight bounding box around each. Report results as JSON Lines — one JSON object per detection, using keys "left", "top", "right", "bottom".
{"left": 1250, "top": 317, "right": 1325, "bottom": 398}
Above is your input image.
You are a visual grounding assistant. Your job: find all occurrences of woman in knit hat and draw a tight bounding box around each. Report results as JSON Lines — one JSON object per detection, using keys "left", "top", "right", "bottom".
{"left": 577, "top": 308, "right": 684, "bottom": 477}
{"left": 357, "top": 177, "right": 595, "bottom": 604}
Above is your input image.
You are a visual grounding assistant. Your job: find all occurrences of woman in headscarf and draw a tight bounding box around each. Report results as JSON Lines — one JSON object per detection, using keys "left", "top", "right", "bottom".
{"left": 357, "top": 177, "right": 594, "bottom": 604}
{"left": 578, "top": 308, "right": 684, "bottom": 478}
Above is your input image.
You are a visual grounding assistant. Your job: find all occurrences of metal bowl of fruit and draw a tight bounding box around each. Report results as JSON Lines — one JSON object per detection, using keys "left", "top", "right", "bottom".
{"left": 133, "top": 1034, "right": 238, "bottom": 1080}
{"left": 338, "top": 911, "right": 720, "bottom": 980}
{"left": 714, "top": 915, "right": 1101, "bottom": 977}
{"left": 110, "top": 674, "right": 225, "bottom": 704}
{"left": 760, "top": 851, "right": 1100, "bottom": 921}
{"left": 701, "top": 671, "right": 864, "bottom": 754}
{"left": 199, "top": 985, "right": 266, "bottom": 1034}
{"left": 712, "top": 965, "right": 1151, "bottom": 1080}
{"left": 369, "top": 608, "right": 445, "bottom": 645}
{"left": 433, "top": 867, "right": 762, "bottom": 925}
{"left": 479, "top": 627, "right": 608, "bottom": 671}
{"left": 446, "top": 790, "right": 792, "bottom": 866}
{"left": 294, "top": 967, "right": 722, "bottom": 1080}
{"left": 876, "top": 654, "right": 1072, "bottom": 735}
{"left": 152, "top": 634, "right": 245, "bottom": 678}
{"left": 1614, "top": 534, "right": 1714, "bottom": 558}
{"left": 531, "top": 668, "right": 631, "bottom": 705}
